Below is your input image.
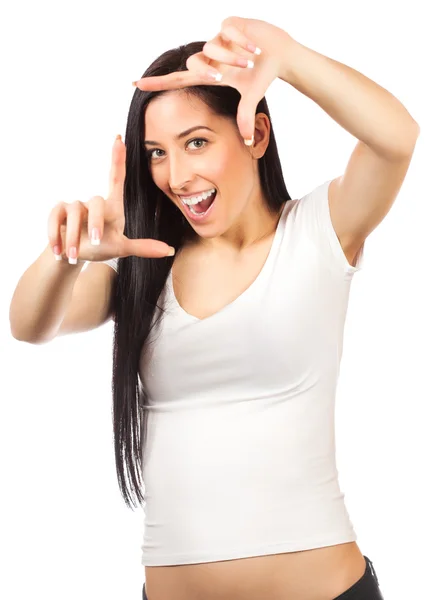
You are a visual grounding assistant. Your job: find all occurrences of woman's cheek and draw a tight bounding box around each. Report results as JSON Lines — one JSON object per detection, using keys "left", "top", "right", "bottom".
{"left": 198, "top": 156, "right": 227, "bottom": 183}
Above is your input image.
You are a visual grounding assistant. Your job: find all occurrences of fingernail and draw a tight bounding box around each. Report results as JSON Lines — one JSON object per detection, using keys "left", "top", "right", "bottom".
{"left": 132, "top": 80, "right": 139, "bottom": 87}
{"left": 207, "top": 70, "right": 223, "bottom": 82}
{"left": 247, "top": 60, "right": 254, "bottom": 69}
{"left": 68, "top": 246, "right": 78, "bottom": 265}
{"left": 53, "top": 245, "right": 62, "bottom": 261}
{"left": 244, "top": 136, "right": 254, "bottom": 146}
{"left": 167, "top": 247, "right": 176, "bottom": 256}
{"left": 115, "top": 134, "right": 122, "bottom": 142}
{"left": 91, "top": 228, "right": 100, "bottom": 245}
{"left": 247, "top": 43, "right": 262, "bottom": 55}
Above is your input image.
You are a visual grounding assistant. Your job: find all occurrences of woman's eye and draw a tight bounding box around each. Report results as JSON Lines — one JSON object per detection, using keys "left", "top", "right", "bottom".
{"left": 188, "top": 138, "right": 208, "bottom": 150}
{"left": 147, "top": 138, "right": 208, "bottom": 160}
{"left": 148, "top": 149, "right": 164, "bottom": 159}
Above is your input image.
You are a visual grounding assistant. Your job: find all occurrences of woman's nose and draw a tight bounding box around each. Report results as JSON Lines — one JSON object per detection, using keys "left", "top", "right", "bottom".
{"left": 168, "top": 154, "right": 194, "bottom": 191}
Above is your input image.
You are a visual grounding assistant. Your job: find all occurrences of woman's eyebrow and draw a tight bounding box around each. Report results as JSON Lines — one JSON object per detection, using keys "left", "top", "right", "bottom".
{"left": 144, "top": 126, "right": 216, "bottom": 146}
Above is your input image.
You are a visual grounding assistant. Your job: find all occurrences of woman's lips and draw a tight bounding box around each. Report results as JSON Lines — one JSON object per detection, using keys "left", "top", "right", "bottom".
{"left": 179, "top": 191, "right": 217, "bottom": 223}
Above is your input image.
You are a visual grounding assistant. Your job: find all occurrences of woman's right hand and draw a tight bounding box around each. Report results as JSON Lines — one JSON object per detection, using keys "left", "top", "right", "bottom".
{"left": 47, "top": 135, "right": 175, "bottom": 265}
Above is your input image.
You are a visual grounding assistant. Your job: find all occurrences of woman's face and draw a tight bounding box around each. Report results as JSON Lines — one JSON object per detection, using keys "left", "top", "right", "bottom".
{"left": 143, "top": 91, "right": 269, "bottom": 240}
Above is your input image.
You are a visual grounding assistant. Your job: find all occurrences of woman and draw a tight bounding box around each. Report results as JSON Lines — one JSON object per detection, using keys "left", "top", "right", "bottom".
{"left": 10, "top": 15, "right": 419, "bottom": 600}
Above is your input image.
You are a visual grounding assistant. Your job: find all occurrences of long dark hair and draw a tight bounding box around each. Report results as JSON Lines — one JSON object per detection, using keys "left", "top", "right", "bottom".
{"left": 111, "top": 41, "right": 292, "bottom": 509}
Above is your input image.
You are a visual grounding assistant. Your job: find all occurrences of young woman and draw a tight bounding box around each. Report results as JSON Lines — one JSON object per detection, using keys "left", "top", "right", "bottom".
{"left": 10, "top": 16, "right": 419, "bottom": 600}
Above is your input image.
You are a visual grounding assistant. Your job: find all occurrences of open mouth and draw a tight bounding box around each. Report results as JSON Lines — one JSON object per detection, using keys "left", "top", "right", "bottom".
{"left": 179, "top": 190, "right": 217, "bottom": 222}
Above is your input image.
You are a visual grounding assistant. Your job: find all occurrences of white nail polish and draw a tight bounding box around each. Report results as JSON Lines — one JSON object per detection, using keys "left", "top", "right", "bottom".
{"left": 244, "top": 136, "right": 254, "bottom": 146}
{"left": 254, "top": 47, "right": 262, "bottom": 55}
{"left": 54, "top": 253, "right": 62, "bottom": 261}
{"left": 214, "top": 72, "right": 223, "bottom": 82}
{"left": 247, "top": 60, "right": 254, "bottom": 69}
{"left": 68, "top": 257, "right": 78, "bottom": 265}
{"left": 91, "top": 228, "right": 100, "bottom": 245}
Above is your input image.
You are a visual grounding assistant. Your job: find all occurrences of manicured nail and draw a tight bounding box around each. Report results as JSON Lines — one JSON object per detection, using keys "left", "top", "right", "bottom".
{"left": 115, "top": 134, "right": 122, "bottom": 142}
{"left": 91, "top": 228, "right": 100, "bottom": 245}
{"left": 237, "top": 57, "right": 249, "bottom": 67}
{"left": 237, "top": 58, "right": 254, "bottom": 69}
{"left": 68, "top": 246, "right": 78, "bottom": 265}
{"left": 167, "top": 247, "right": 176, "bottom": 256}
{"left": 207, "top": 70, "right": 223, "bottom": 82}
{"left": 247, "top": 43, "right": 262, "bottom": 55}
{"left": 132, "top": 80, "right": 139, "bottom": 87}
{"left": 53, "top": 245, "right": 62, "bottom": 261}
{"left": 244, "top": 136, "right": 254, "bottom": 146}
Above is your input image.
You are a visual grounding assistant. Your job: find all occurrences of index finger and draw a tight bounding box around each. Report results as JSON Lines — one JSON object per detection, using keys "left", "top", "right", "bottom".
{"left": 133, "top": 70, "right": 209, "bottom": 92}
{"left": 108, "top": 134, "right": 126, "bottom": 202}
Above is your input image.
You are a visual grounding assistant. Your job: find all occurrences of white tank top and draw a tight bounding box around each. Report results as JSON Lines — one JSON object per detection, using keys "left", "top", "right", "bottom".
{"left": 104, "top": 179, "right": 365, "bottom": 566}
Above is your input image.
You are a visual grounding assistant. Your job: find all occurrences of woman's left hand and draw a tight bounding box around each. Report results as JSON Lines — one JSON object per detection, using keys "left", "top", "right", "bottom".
{"left": 133, "top": 17, "right": 295, "bottom": 143}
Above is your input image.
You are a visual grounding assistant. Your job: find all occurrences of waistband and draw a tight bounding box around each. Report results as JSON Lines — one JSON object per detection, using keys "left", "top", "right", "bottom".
{"left": 364, "top": 555, "right": 380, "bottom": 586}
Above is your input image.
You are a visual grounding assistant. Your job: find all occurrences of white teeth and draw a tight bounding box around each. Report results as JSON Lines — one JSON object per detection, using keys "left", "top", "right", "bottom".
{"left": 189, "top": 205, "right": 206, "bottom": 215}
{"left": 181, "top": 188, "right": 216, "bottom": 206}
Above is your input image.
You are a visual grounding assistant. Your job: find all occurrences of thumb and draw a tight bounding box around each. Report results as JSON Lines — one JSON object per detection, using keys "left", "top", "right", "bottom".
{"left": 122, "top": 237, "right": 175, "bottom": 259}
{"left": 236, "top": 94, "right": 258, "bottom": 145}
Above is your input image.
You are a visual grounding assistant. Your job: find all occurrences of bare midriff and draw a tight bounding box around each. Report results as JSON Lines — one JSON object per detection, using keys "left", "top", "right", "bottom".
{"left": 145, "top": 541, "right": 367, "bottom": 600}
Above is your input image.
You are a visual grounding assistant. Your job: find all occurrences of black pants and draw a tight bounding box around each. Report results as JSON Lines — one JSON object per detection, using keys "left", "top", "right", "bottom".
{"left": 142, "top": 555, "right": 383, "bottom": 600}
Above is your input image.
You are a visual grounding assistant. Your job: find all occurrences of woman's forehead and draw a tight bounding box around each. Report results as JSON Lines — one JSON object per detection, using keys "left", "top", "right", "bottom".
{"left": 144, "top": 94, "right": 221, "bottom": 140}
{"left": 146, "top": 91, "right": 211, "bottom": 121}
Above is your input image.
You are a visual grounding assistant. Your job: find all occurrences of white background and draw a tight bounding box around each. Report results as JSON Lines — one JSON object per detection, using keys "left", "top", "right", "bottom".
{"left": 2, "top": 1, "right": 424, "bottom": 598}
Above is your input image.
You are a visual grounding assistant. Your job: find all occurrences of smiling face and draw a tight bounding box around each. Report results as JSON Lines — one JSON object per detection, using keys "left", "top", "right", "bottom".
{"left": 143, "top": 90, "right": 270, "bottom": 241}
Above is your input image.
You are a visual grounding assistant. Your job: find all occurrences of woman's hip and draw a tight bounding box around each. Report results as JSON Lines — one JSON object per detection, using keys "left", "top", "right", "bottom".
{"left": 332, "top": 555, "right": 384, "bottom": 599}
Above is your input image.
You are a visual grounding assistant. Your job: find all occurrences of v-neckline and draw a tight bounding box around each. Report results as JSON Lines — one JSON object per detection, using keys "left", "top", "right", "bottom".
{"left": 167, "top": 202, "right": 290, "bottom": 323}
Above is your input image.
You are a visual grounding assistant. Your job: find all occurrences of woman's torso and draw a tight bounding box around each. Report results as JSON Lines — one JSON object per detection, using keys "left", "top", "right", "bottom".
{"left": 144, "top": 210, "right": 364, "bottom": 600}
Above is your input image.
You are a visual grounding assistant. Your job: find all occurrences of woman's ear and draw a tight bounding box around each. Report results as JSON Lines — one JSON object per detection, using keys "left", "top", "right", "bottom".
{"left": 251, "top": 113, "right": 270, "bottom": 159}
